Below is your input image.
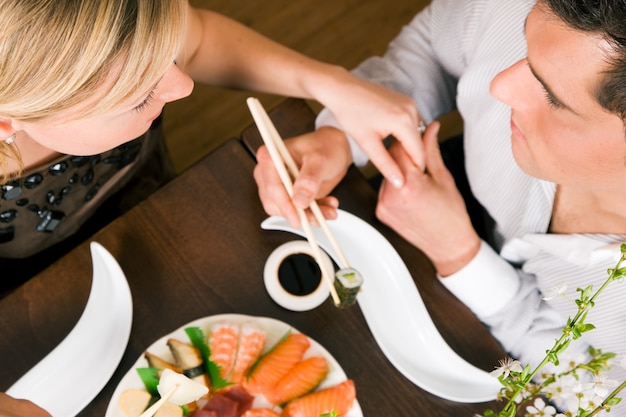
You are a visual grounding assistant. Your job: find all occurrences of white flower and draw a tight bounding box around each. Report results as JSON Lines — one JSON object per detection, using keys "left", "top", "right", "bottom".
{"left": 563, "top": 382, "right": 606, "bottom": 413}
{"left": 588, "top": 374, "right": 618, "bottom": 398}
{"left": 490, "top": 357, "right": 523, "bottom": 378}
{"left": 512, "top": 383, "right": 536, "bottom": 404}
{"left": 543, "top": 281, "right": 568, "bottom": 301}
{"left": 576, "top": 393, "right": 605, "bottom": 414}
{"left": 526, "top": 398, "right": 557, "bottom": 417}
{"left": 545, "top": 375, "right": 576, "bottom": 409}
{"left": 560, "top": 352, "right": 587, "bottom": 372}
{"left": 621, "top": 356, "right": 626, "bottom": 371}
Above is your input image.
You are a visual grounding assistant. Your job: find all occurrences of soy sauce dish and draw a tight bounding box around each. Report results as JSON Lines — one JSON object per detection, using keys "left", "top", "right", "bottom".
{"left": 263, "top": 240, "right": 332, "bottom": 311}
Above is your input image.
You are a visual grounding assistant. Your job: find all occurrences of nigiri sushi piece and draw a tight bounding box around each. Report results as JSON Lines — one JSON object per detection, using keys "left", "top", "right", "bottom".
{"left": 265, "top": 356, "right": 329, "bottom": 405}
{"left": 244, "top": 333, "right": 310, "bottom": 395}
{"left": 230, "top": 323, "right": 266, "bottom": 384}
{"left": 208, "top": 323, "right": 240, "bottom": 380}
{"left": 280, "top": 379, "right": 356, "bottom": 417}
{"left": 167, "top": 338, "right": 210, "bottom": 394}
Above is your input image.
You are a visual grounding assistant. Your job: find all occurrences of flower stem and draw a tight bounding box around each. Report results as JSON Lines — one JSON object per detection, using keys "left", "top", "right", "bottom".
{"left": 588, "top": 381, "right": 626, "bottom": 417}
{"left": 497, "top": 247, "right": 626, "bottom": 416}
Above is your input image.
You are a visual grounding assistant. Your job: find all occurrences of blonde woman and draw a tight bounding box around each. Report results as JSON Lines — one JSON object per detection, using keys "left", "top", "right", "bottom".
{"left": 0, "top": 1, "right": 425, "bottom": 290}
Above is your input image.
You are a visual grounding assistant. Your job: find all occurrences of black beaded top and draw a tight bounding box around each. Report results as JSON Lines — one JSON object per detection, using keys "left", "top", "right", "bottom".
{"left": 0, "top": 126, "right": 160, "bottom": 259}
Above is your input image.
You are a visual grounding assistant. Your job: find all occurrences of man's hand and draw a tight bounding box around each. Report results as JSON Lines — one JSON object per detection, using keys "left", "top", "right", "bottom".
{"left": 376, "top": 122, "right": 481, "bottom": 276}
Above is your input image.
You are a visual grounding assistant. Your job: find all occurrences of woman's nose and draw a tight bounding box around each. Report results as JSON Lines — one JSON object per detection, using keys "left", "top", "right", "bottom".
{"left": 159, "top": 65, "right": 194, "bottom": 103}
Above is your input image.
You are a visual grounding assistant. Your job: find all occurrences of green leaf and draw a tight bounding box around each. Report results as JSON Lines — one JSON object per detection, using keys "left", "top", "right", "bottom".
{"left": 185, "top": 326, "right": 231, "bottom": 390}
{"left": 576, "top": 323, "right": 596, "bottom": 334}
{"left": 319, "top": 410, "right": 339, "bottom": 417}
{"left": 606, "top": 398, "right": 622, "bottom": 406}
{"left": 483, "top": 409, "right": 497, "bottom": 417}
{"left": 136, "top": 367, "right": 160, "bottom": 396}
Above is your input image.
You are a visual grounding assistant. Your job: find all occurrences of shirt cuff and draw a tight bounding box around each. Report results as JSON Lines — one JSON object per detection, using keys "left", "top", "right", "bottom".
{"left": 439, "top": 241, "right": 520, "bottom": 317}
{"left": 315, "top": 108, "right": 369, "bottom": 167}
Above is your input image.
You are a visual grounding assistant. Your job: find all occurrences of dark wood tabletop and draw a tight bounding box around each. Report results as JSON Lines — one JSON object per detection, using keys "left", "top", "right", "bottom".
{"left": 0, "top": 98, "right": 506, "bottom": 417}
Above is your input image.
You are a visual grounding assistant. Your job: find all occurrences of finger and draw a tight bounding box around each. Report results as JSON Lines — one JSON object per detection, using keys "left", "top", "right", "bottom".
{"left": 355, "top": 137, "right": 406, "bottom": 189}
{"left": 389, "top": 122, "right": 426, "bottom": 171}
{"left": 254, "top": 148, "right": 301, "bottom": 227}
{"left": 315, "top": 196, "right": 339, "bottom": 220}
{"left": 422, "top": 122, "right": 445, "bottom": 173}
{"left": 291, "top": 160, "right": 326, "bottom": 209}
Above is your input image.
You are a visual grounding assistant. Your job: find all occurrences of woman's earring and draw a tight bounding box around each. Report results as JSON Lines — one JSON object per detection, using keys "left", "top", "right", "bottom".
{"left": 4, "top": 134, "right": 16, "bottom": 144}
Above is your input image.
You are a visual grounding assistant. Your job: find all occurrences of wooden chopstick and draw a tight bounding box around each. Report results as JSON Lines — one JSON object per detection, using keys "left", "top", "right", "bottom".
{"left": 246, "top": 97, "right": 342, "bottom": 306}
{"left": 268, "top": 120, "right": 352, "bottom": 270}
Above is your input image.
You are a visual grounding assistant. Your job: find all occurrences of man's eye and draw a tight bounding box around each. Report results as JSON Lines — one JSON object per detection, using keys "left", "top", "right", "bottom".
{"left": 544, "top": 90, "right": 564, "bottom": 110}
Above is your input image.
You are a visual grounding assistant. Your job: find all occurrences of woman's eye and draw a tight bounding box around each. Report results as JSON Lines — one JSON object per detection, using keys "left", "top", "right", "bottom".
{"left": 134, "top": 90, "right": 156, "bottom": 112}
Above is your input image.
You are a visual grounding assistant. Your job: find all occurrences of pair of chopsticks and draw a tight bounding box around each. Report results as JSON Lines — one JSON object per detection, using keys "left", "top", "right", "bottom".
{"left": 246, "top": 97, "right": 352, "bottom": 307}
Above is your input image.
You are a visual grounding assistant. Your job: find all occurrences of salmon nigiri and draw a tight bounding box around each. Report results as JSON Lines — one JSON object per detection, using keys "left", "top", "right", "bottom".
{"left": 209, "top": 323, "right": 240, "bottom": 379}
{"left": 280, "top": 379, "right": 356, "bottom": 417}
{"left": 244, "top": 333, "right": 310, "bottom": 395}
{"left": 230, "top": 323, "right": 266, "bottom": 384}
{"left": 265, "top": 356, "right": 329, "bottom": 405}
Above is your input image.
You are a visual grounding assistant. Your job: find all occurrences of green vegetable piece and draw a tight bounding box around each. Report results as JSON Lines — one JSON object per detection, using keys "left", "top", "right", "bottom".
{"left": 185, "top": 326, "right": 231, "bottom": 390}
{"left": 136, "top": 367, "right": 160, "bottom": 397}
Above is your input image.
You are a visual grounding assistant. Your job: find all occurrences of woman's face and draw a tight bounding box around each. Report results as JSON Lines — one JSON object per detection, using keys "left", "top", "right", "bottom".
{"left": 13, "top": 62, "right": 194, "bottom": 155}
{"left": 490, "top": 4, "right": 626, "bottom": 194}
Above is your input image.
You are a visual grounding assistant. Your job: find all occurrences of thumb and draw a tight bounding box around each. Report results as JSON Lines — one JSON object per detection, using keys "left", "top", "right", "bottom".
{"left": 291, "top": 160, "right": 325, "bottom": 209}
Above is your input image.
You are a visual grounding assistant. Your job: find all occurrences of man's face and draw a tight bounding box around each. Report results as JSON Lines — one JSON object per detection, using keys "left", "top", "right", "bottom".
{"left": 490, "top": 3, "right": 626, "bottom": 195}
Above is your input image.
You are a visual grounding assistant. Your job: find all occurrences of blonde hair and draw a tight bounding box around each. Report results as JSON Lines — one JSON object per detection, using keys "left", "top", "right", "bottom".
{"left": 0, "top": 0, "right": 187, "bottom": 182}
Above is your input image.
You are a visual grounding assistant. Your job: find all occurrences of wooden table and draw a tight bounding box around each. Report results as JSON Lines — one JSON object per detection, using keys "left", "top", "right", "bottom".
{"left": 0, "top": 99, "right": 505, "bottom": 416}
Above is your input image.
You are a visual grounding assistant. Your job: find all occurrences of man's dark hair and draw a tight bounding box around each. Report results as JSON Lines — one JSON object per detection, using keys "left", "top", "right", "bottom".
{"left": 543, "top": 0, "right": 626, "bottom": 119}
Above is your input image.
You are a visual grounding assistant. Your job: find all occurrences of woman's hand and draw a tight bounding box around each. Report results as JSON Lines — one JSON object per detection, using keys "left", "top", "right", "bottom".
{"left": 253, "top": 126, "right": 352, "bottom": 228}
{"left": 0, "top": 393, "right": 52, "bottom": 417}
{"left": 318, "top": 73, "right": 427, "bottom": 186}
{"left": 376, "top": 122, "right": 481, "bottom": 277}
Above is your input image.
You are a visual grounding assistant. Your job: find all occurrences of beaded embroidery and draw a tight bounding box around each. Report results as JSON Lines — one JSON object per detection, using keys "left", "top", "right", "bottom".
{"left": 0, "top": 139, "right": 142, "bottom": 243}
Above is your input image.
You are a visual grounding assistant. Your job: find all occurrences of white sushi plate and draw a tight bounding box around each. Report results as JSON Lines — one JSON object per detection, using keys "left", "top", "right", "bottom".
{"left": 262, "top": 209, "right": 502, "bottom": 403}
{"left": 7, "top": 242, "right": 133, "bottom": 417}
{"left": 104, "top": 314, "right": 362, "bottom": 417}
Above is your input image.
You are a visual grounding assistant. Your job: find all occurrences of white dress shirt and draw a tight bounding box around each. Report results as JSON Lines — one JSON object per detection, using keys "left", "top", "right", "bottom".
{"left": 317, "top": 0, "right": 626, "bottom": 399}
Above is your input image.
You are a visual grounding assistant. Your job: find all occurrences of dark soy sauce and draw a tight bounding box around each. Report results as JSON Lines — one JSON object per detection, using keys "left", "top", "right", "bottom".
{"left": 278, "top": 253, "right": 322, "bottom": 296}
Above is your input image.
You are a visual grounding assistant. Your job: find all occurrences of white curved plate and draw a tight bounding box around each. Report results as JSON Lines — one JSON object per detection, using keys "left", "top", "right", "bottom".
{"left": 262, "top": 210, "right": 501, "bottom": 403}
{"left": 7, "top": 242, "right": 133, "bottom": 417}
{"left": 104, "top": 314, "right": 362, "bottom": 417}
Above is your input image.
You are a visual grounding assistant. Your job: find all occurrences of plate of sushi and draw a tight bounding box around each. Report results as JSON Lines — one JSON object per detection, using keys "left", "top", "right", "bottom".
{"left": 262, "top": 209, "right": 502, "bottom": 403}
{"left": 105, "top": 313, "right": 361, "bottom": 417}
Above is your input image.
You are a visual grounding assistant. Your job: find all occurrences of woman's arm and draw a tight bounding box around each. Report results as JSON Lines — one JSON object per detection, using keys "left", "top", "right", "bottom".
{"left": 179, "top": 4, "right": 426, "bottom": 185}
{"left": 0, "top": 393, "right": 52, "bottom": 417}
